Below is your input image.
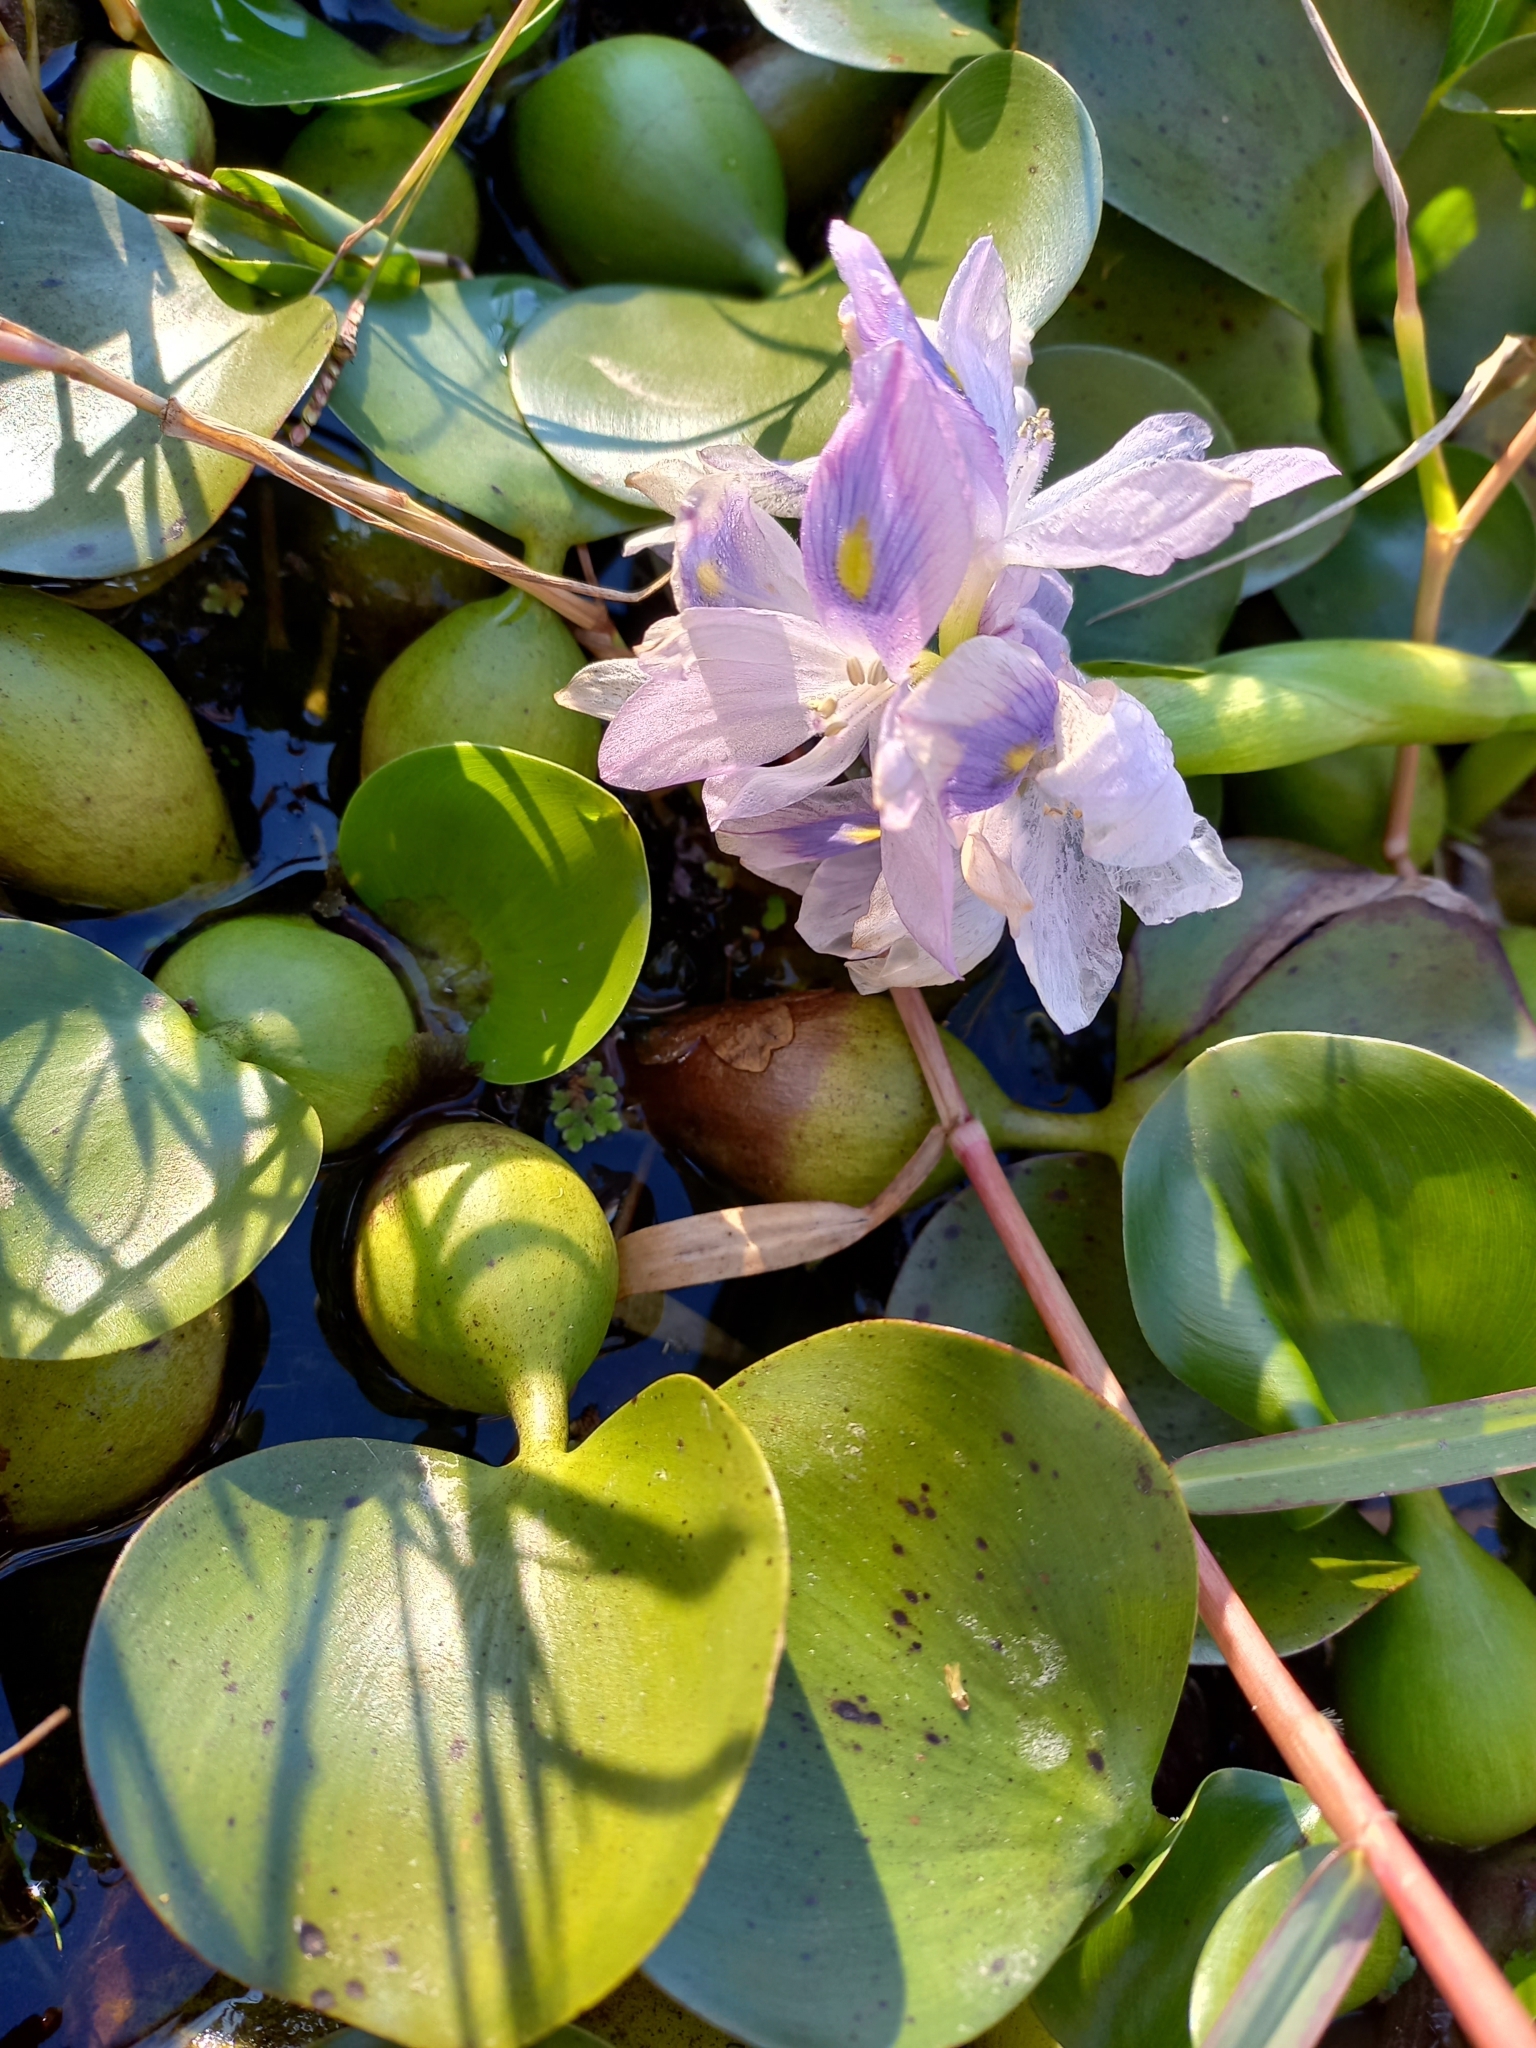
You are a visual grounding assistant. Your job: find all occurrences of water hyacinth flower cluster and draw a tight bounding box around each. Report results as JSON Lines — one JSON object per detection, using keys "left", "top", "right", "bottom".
{"left": 562, "top": 226, "right": 1338, "bottom": 1031}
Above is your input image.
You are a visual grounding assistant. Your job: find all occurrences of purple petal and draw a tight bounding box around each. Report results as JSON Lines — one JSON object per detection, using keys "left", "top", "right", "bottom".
{"left": 697, "top": 442, "right": 818, "bottom": 516}
{"left": 556, "top": 658, "right": 644, "bottom": 721}
{"left": 1110, "top": 817, "right": 1242, "bottom": 922}
{"left": 701, "top": 717, "right": 873, "bottom": 827}
{"left": 936, "top": 236, "right": 1016, "bottom": 466}
{"left": 978, "top": 564, "right": 1074, "bottom": 671}
{"left": 895, "top": 636, "right": 1060, "bottom": 821}
{"left": 878, "top": 784, "right": 957, "bottom": 975}
{"left": 827, "top": 220, "right": 949, "bottom": 380}
{"left": 1007, "top": 784, "right": 1126, "bottom": 1034}
{"left": 1011, "top": 460, "right": 1249, "bottom": 575}
{"left": 1038, "top": 679, "right": 1194, "bottom": 868}
{"left": 672, "top": 476, "right": 815, "bottom": 616}
{"left": 801, "top": 342, "right": 979, "bottom": 675}
{"left": 716, "top": 781, "right": 880, "bottom": 891}
{"left": 842, "top": 861, "right": 1004, "bottom": 991}
{"left": 797, "top": 836, "right": 885, "bottom": 954}
{"left": 597, "top": 607, "right": 844, "bottom": 788}
{"left": 1208, "top": 446, "right": 1341, "bottom": 505}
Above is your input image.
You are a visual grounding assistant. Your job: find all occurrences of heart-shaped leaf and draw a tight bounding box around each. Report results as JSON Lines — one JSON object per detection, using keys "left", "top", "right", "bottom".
{"left": 325, "top": 278, "right": 637, "bottom": 568}
{"left": 511, "top": 52, "right": 1100, "bottom": 503}
{"left": 81, "top": 1382, "right": 788, "bottom": 2043}
{"left": 1036, "top": 209, "right": 1350, "bottom": 593}
{"left": 1015, "top": 0, "right": 1450, "bottom": 328}
{"left": 886, "top": 1154, "right": 1412, "bottom": 1658}
{"left": 1175, "top": 1388, "right": 1536, "bottom": 1514}
{"left": 134, "top": 0, "right": 559, "bottom": 106}
{"left": 0, "top": 156, "right": 336, "bottom": 579}
{"left": 647, "top": 1320, "right": 1197, "bottom": 2048}
{"left": 336, "top": 744, "right": 650, "bottom": 1085}
{"left": 741, "top": 0, "right": 1000, "bottom": 72}
{"left": 1030, "top": 346, "right": 1243, "bottom": 663}
{"left": 1123, "top": 1032, "right": 1536, "bottom": 1433}
{"left": 1276, "top": 445, "right": 1536, "bottom": 654}
{"left": 1034, "top": 1769, "right": 1331, "bottom": 2048}
{"left": 0, "top": 922, "right": 321, "bottom": 1361}
{"left": 1123, "top": 640, "right": 1536, "bottom": 779}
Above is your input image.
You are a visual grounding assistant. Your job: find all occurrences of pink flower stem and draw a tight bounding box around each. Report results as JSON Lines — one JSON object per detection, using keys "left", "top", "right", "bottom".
{"left": 890, "top": 984, "right": 1536, "bottom": 2048}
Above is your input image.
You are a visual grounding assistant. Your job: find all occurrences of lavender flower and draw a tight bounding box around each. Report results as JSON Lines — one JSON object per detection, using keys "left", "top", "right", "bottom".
{"left": 560, "top": 225, "right": 1339, "bottom": 1031}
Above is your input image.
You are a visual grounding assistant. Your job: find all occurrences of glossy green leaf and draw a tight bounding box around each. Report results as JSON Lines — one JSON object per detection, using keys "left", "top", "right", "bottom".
{"left": 742, "top": 0, "right": 999, "bottom": 72}
{"left": 0, "top": 923, "right": 321, "bottom": 1361}
{"left": 189, "top": 169, "right": 419, "bottom": 298}
{"left": 1115, "top": 840, "right": 1405, "bottom": 1081}
{"left": 884, "top": 1153, "right": 1411, "bottom": 1658}
{"left": 1277, "top": 445, "right": 1536, "bottom": 654}
{"left": 1498, "top": 1469, "right": 1536, "bottom": 1527}
{"left": 1016, "top": 0, "right": 1450, "bottom": 328}
{"left": 337, "top": 744, "right": 649, "bottom": 1086}
{"left": 511, "top": 52, "right": 1100, "bottom": 503}
{"left": 135, "top": 0, "right": 558, "bottom": 106}
{"left": 887, "top": 1153, "right": 1243, "bottom": 1461}
{"left": 1442, "top": 35, "right": 1536, "bottom": 184}
{"left": 648, "top": 1321, "right": 1197, "bottom": 2048}
{"left": 0, "top": 156, "right": 335, "bottom": 579}
{"left": 1035, "top": 208, "right": 1350, "bottom": 593}
{"left": 325, "top": 278, "right": 636, "bottom": 568}
{"left": 1192, "top": 1513, "right": 1416, "bottom": 1664}
{"left": 1123, "top": 640, "right": 1536, "bottom": 779}
{"left": 1176, "top": 1389, "right": 1536, "bottom": 1514}
{"left": 1124, "top": 1033, "right": 1536, "bottom": 1434}
{"left": 81, "top": 1381, "right": 788, "bottom": 2043}
{"left": 1034, "top": 1770, "right": 1330, "bottom": 2048}
{"left": 1192, "top": 1849, "right": 1387, "bottom": 2048}
{"left": 1447, "top": 733, "right": 1536, "bottom": 832}
{"left": 1029, "top": 347, "right": 1243, "bottom": 662}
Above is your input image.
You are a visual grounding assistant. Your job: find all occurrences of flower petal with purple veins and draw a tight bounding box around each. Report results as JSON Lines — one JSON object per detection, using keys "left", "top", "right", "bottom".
{"left": 801, "top": 342, "right": 981, "bottom": 675}
{"left": 1109, "top": 817, "right": 1242, "bottom": 924}
{"left": 1039, "top": 679, "right": 1194, "bottom": 869}
{"left": 597, "top": 607, "right": 847, "bottom": 789}
{"left": 716, "top": 781, "right": 880, "bottom": 892}
{"left": 895, "top": 636, "right": 1061, "bottom": 821}
{"left": 1208, "top": 446, "right": 1342, "bottom": 504}
{"left": 672, "top": 476, "right": 815, "bottom": 616}
{"left": 1007, "top": 783, "right": 1128, "bottom": 1035}
{"left": 827, "top": 220, "right": 950, "bottom": 378}
{"left": 697, "top": 442, "right": 819, "bottom": 516}
{"left": 936, "top": 235, "right": 1016, "bottom": 467}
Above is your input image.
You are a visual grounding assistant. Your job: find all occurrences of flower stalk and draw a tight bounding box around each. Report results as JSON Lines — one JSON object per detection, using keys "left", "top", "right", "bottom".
{"left": 890, "top": 982, "right": 1536, "bottom": 2048}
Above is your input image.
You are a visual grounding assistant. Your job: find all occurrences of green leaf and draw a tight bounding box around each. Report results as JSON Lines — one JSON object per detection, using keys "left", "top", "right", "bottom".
{"left": 1123, "top": 640, "right": 1536, "bottom": 779}
{"left": 1015, "top": 0, "right": 1450, "bottom": 328}
{"left": 1029, "top": 347, "right": 1243, "bottom": 661}
{"left": 1123, "top": 1032, "right": 1536, "bottom": 1435}
{"left": 741, "top": 0, "right": 1000, "bottom": 72}
{"left": 1176, "top": 1389, "right": 1536, "bottom": 1513}
{"left": 0, "top": 923, "right": 321, "bottom": 1361}
{"left": 1276, "top": 445, "right": 1536, "bottom": 655}
{"left": 1192, "top": 1512, "right": 1417, "bottom": 1663}
{"left": 80, "top": 1381, "right": 789, "bottom": 2043}
{"left": 1192, "top": 1848, "right": 1389, "bottom": 2048}
{"left": 0, "top": 156, "right": 335, "bottom": 580}
{"left": 336, "top": 744, "right": 650, "bottom": 1085}
{"left": 511, "top": 52, "right": 1100, "bottom": 503}
{"left": 1035, "top": 208, "right": 1351, "bottom": 593}
{"left": 135, "top": 0, "right": 559, "bottom": 106}
{"left": 325, "top": 277, "right": 636, "bottom": 568}
{"left": 1442, "top": 34, "right": 1536, "bottom": 183}
{"left": 1498, "top": 1469, "right": 1536, "bottom": 1527}
{"left": 189, "top": 169, "right": 419, "bottom": 297}
{"left": 1034, "top": 1769, "right": 1331, "bottom": 2048}
{"left": 887, "top": 1152, "right": 1243, "bottom": 1461}
{"left": 648, "top": 1321, "right": 1197, "bottom": 2048}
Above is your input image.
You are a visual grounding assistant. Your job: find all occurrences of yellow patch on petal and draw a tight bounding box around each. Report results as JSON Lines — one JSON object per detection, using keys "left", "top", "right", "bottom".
{"left": 1004, "top": 742, "right": 1038, "bottom": 775}
{"left": 695, "top": 559, "right": 725, "bottom": 599}
{"left": 836, "top": 518, "right": 875, "bottom": 602}
{"left": 845, "top": 824, "right": 882, "bottom": 843}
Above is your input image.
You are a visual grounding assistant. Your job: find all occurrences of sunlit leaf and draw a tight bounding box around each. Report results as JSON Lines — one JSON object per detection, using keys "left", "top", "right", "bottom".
{"left": 1016, "top": 0, "right": 1450, "bottom": 328}
{"left": 741, "top": 0, "right": 1000, "bottom": 72}
{"left": 81, "top": 1381, "right": 788, "bottom": 2042}
{"left": 336, "top": 744, "right": 650, "bottom": 1085}
{"left": 0, "top": 156, "right": 335, "bottom": 579}
{"left": 649, "top": 1321, "right": 1197, "bottom": 2048}
{"left": 135, "top": 0, "right": 559, "bottom": 106}
{"left": 0, "top": 923, "right": 320, "bottom": 1361}
{"left": 511, "top": 52, "right": 1100, "bottom": 503}
{"left": 1124, "top": 1032, "right": 1536, "bottom": 1433}
{"left": 1191, "top": 1514, "right": 1416, "bottom": 1664}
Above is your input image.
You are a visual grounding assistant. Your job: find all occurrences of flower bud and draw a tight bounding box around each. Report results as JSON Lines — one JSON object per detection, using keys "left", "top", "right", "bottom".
{"left": 353, "top": 1123, "right": 617, "bottom": 1451}
{"left": 1334, "top": 1488, "right": 1536, "bottom": 1847}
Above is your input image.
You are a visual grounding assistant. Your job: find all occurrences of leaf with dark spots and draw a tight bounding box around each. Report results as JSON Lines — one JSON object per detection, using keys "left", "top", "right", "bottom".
{"left": 830, "top": 1700, "right": 884, "bottom": 1726}
{"left": 297, "top": 1919, "right": 327, "bottom": 1957}
{"left": 1087, "top": 1750, "right": 1106, "bottom": 1773}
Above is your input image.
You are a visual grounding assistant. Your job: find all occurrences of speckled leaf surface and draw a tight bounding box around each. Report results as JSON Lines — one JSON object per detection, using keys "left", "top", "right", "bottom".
{"left": 648, "top": 1321, "right": 1196, "bottom": 2048}
{"left": 741, "top": 0, "right": 999, "bottom": 72}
